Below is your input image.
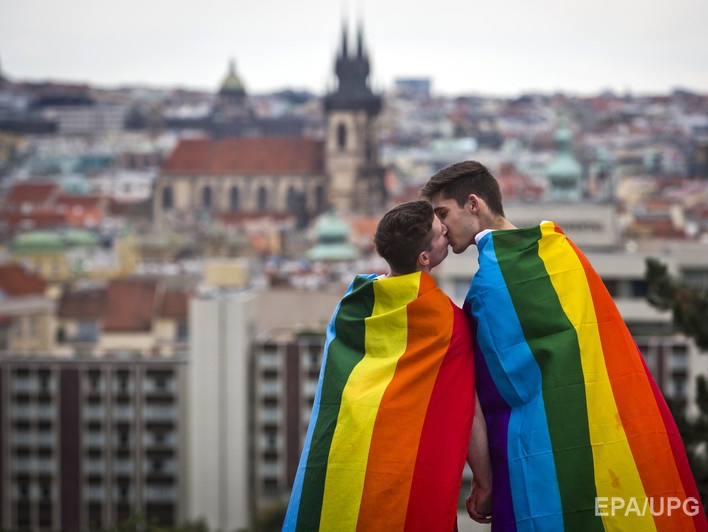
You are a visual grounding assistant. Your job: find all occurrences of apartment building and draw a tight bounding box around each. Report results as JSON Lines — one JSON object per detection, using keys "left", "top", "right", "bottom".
{"left": 251, "top": 328, "right": 324, "bottom": 514}
{"left": 0, "top": 355, "right": 186, "bottom": 530}
{"left": 0, "top": 263, "right": 191, "bottom": 531}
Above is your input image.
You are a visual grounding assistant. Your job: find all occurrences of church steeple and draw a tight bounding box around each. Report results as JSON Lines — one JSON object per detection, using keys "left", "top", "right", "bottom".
{"left": 324, "top": 20, "right": 385, "bottom": 215}
{"left": 356, "top": 22, "right": 364, "bottom": 58}
{"left": 326, "top": 20, "right": 380, "bottom": 115}
{"left": 339, "top": 20, "right": 349, "bottom": 58}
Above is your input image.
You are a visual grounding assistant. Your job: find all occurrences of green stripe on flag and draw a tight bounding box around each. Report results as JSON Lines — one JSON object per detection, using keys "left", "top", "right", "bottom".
{"left": 493, "top": 227, "right": 603, "bottom": 531}
{"left": 296, "top": 276, "right": 375, "bottom": 530}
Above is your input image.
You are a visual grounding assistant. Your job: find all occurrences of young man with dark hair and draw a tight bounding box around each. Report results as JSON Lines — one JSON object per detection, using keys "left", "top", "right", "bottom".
{"left": 421, "top": 161, "right": 707, "bottom": 531}
{"left": 284, "top": 200, "right": 492, "bottom": 531}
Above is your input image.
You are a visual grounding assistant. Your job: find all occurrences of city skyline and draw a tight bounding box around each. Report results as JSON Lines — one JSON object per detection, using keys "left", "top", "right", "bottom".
{"left": 2, "top": 0, "right": 708, "bottom": 98}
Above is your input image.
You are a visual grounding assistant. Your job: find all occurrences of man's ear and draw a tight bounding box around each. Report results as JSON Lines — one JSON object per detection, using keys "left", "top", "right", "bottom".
{"left": 418, "top": 250, "right": 430, "bottom": 269}
{"left": 467, "top": 193, "right": 480, "bottom": 213}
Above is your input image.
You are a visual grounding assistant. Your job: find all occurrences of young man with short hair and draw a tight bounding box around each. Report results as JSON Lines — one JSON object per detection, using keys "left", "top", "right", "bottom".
{"left": 284, "top": 200, "right": 492, "bottom": 531}
{"left": 421, "top": 161, "right": 706, "bottom": 531}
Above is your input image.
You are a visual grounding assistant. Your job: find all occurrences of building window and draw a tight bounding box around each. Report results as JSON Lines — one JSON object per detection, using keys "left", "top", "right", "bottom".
{"left": 682, "top": 268, "right": 708, "bottom": 290}
{"left": 287, "top": 187, "right": 298, "bottom": 211}
{"left": 13, "top": 318, "right": 23, "bottom": 338}
{"left": 88, "top": 371, "right": 101, "bottom": 391}
{"left": 176, "top": 322, "right": 188, "bottom": 342}
{"left": 315, "top": 186, "right": 326, "bottom": 211}
{"left": 230, "top": 186, "right": 240, "bottom": 212}
{"left": 337, "top": 123, "right": 347, "bottom": 150}
{"left": 77, "top": 321, "right": 99, "bottom": 343}
{"left": 630, "top": 280, "right": 648, "bottom": 298}
{"left": 202, "top": 186, "right": 212, "bottom": 209}
{"left": 162, "top": 186, "right": 173, "bottom": 210}
{"left": 38, "top": 371, "right": 50, "bottom": 392}
{"left": 257, "top": 186, "right": 268, "bottom": 211}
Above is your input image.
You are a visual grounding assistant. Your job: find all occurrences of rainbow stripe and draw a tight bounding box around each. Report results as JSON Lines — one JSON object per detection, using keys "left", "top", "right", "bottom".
{"left": 467, "top": 222, "right": 706, "bottom": 531}
{"left": 284, "top": 271, "right": 476, "bottom": 531}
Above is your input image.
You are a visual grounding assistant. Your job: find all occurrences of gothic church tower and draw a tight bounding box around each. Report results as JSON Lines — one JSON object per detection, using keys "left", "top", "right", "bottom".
{"left": 324, "top": 22, "right": 385, "bottom": 215}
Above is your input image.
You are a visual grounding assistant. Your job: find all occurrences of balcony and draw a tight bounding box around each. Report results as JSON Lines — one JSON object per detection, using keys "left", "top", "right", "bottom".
{"left": 84, "top": 432, "right": 105, "bottom": 448}
{"left": 259, "top": 408, "right": 280, "bottom": 423}
{"left": 144, "top": 459, "right": 176, "bottom": 476}
{"left": 12, "top": 405, "right": 32, "bottom": 419}
{"left": 36, "top": 431, "right": 55, "bottom": 447}
{"left": 85, "top": 485, "right": 105, "bottom": 501}
{"left": 12, "top": 432, "right": 32, "bottom": 446}
{"left": 258, "top": 353, "right": 279, "bottom": 370}
{"left": 85, "top": 460, "right": 105, "bottom": 475}
{"left": 144, "top": 379, "right": 176, "bottom": 394}
{"left": 260, "top": 381, "right": 281, "bottom": 397}
{"left": 144, "top": 432, "right": 177, "bottom": 448}
{"left": 144, "top": 485, "right": 176, "bottom": 502}
{"left": 144, "top": 405, "right": 176, "bottom": 421}
{"left": 84, "top": 405, "right": 105, "bottom": 421}
{"left": 113, "top": 405, "right": 134, "bottom": 422}
{"left": 113, "top": 460, "right": 134, "bottom": 475}
{"left": 36, "top": 404, "right": 55, "bottom": 420}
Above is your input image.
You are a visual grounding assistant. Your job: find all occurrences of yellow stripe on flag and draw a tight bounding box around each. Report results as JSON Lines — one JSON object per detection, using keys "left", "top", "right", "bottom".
{"left": 537, "top": 223, "right": 655, "bottom": 531}
{"left": 320, "top": 274, "right": 420, "bottom": 527}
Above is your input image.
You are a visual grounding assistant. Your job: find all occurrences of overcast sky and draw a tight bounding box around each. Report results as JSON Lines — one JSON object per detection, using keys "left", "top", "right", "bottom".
{"left": 2, "top": 0, "right": 707, "bottom": 98}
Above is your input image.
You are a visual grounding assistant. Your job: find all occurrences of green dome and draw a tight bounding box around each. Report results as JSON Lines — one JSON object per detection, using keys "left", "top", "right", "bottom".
{"left": 13, "top": 230, "right": 65, "bottom": 254}
{"left": 221, "top": 59, "right": 245, "bottom": 92}
{"left": 63, "top": 228, "right": 100, "bottom": 248}
{"left": 306, "top": 211, "right": 359, "bottom": 262}
{"left": 315, "top": 211, "right": 350, "bottom": 239}
{"left": 546, "top": 114, "right": 582, "bottom": 201}
{"left": 547, "top": 153, "right": 582, "bottom": 179}
{"left": 306, "top": 243, "right": 359, "bottom": 262}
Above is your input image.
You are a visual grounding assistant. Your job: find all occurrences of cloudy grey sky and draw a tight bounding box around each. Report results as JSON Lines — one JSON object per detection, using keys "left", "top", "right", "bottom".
{"left": 2, "top": 0, "right": 707, "bottom": 97}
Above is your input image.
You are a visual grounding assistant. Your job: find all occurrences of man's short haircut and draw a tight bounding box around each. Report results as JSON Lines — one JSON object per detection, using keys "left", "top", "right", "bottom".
{"left": 419, "top": 160, "right": 505, "bottom": 217}
{"left": 374, "top": 200, "right": 434, "bottom": 275}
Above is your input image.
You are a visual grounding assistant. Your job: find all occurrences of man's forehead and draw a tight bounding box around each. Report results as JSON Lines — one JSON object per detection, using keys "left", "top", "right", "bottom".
{"left": 432, "top": 197, "right": 455, "bottom": 212}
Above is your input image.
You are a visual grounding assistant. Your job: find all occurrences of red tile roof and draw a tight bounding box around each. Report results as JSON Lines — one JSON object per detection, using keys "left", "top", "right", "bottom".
{"left": 58, "top": 279, "right": 187, "bottom": 330}
{"left": 57, "top": 287, "right": 107, "bottom": 319}
{"left": 0, "top": 264, "right": 46, "bottom": 296}
{"left": 162, "top": 136, "right": 325, "bottom": 175}
{"left": 54, "top": 195, "right": 106, "bottom": 209}
{"left": 0, "top": 209, "right": 67, "bottom": 230}
{"left": 5, "top": 182, "right": 59, "bottom": 206}
{"left": 159, "top": 290, "right": 189, "bottom": 319}
{"left": 103, "top": 278, "right": 157, "bottom": 332}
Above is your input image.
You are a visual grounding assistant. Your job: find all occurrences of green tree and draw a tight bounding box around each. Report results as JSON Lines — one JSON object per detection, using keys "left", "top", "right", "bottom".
{"left": 645, "top": 257, "right": 708, "bottom": 512}
{"left": 645, "top": 258, "right": 708, "bottom": 350}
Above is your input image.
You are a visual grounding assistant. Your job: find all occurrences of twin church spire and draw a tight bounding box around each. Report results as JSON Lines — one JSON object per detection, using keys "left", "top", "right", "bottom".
{"left": 326, "top": 20, "right": 380, "bottom": 114}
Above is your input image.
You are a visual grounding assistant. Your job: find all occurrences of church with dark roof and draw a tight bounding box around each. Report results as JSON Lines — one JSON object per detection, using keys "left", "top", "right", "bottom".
{"left": 153, "top": 22, "right": 386, "bottom": 229}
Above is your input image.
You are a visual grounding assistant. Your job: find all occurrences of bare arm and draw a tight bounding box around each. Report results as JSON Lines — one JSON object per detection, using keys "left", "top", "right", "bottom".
{"left": 466, "top": 392, "right": 492, "bottom": 523}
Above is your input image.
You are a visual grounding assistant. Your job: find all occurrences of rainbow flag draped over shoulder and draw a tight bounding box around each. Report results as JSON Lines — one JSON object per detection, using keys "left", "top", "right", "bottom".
{"left": 284, "top": 271, "right": 476, "bottom": 531}
{"left": 467, "top": 221, "right": 707, "bottom": 532}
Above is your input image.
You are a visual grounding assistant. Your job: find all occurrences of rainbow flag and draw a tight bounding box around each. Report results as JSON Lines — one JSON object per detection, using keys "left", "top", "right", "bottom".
{"left": 284, "top": 271, "right": 476, "bottom": 531}
{"left": 467, "top": 221, "right": 707, "bottom": 531}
